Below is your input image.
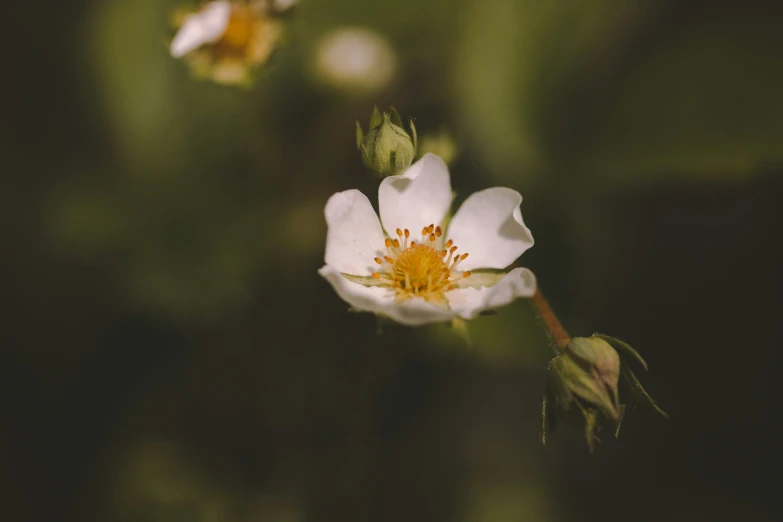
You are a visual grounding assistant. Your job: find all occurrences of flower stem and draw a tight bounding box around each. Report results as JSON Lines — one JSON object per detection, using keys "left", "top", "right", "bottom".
{"left": 531, "top": 289, "right": 571, "bottom": 352}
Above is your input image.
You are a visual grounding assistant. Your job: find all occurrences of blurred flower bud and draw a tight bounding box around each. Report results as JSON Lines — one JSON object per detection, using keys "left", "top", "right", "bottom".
{"left": 418, "top": 128, "right": 459, "bottom": 166}
{"left": 542, "top": 334, "right": 667, "bottom": 452}
{"left": 356, "top": 106, "right": 417, "bottom": 177}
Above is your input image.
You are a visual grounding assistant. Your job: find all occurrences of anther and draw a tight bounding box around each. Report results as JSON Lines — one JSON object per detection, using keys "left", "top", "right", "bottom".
{"left": 396, "top": 228, "right": 403, "bottom": 237}
{"left": 404, "top": 229, "right": 410, "bottom": 238}
{"left": 393, "top": 239, "right": 400, "bottom": 248}
{"left": 372, "top": 272, "right": 381, "bottom": 279}
{"left": 427, "top": 224, "right": 435, "bottom": 234}
{"left": 450, "top": 246, "right": 458, "bottom": 253}
{"left": 385, "top": 238, "right": 393, "bottom": 248}
{"left": 445, "top": 239, "right": 453, "bottom": 248}
{"left": 435, "top": 226, "right": 442, "bottom": 237}
{"left": 462, "top": 271, "right": 471, "bottom": 277}
{"left": 374, "top": 257, "right": 383, "bottom": 265}
{"left": 421, "top": 227, "right": 428, "bottom": 235}
{"left": 384, "top": 256, "right": 394, "bottom": 264}
{"left": 429, "top": 233, "right": 436, "bottom": 242}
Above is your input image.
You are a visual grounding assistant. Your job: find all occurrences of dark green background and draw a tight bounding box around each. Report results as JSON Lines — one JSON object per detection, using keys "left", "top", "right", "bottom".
{"left": 3, "top": 0, "right": 782, "bottom": 521}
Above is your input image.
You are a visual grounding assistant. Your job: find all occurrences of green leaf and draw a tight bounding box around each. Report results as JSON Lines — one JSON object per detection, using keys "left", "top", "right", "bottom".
{"left": 355, "top": 120, "right": 364, "bottom": 150}
{"left": 554, "top": 355, "right": 619, "bottom": 421}
{"left": 369, "top": 105, "right": 382, "bottom": 129}
{"left": 622, "top": 366, "right": 669, "bottom": 419}
{"left": 576, "top": 402, "right": 601, "bottom": 453}
{"left": 614, "top": 404, "right": 626, "bottom": 439}
{"left": 594, "top": 333, "right": 648, "bottom": 371}
{"left": 389, "top": 106, "right": 403, "bottom": 127}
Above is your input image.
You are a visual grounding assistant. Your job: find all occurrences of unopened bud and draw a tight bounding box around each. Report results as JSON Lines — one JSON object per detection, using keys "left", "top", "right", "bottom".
{"left": 356, "top": 106, "right": 417, "bottom": 177}
{"left": 542, "top": 334, "right": 666, "bottom": 452}
{"left": 552, "top": 336, "right": 621, "bottom": 421}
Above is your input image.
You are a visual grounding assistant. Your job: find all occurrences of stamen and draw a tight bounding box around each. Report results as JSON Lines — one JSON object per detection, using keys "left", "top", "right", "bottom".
{"left": 370, "top": 224, "right": 475, "bottom": 300}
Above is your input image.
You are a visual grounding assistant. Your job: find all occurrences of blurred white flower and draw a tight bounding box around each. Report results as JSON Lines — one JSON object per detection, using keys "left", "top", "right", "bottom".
{"left": 319, "top": 154, "right": 536, "bottom": 326}
{"left": 169, "top": 1, "right": 283, "bottom": 86}
{"left": 314, "top": 27, "right": 397, "bottom": 93}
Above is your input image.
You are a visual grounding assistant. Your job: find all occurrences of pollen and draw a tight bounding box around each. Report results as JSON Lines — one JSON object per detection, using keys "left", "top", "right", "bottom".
{"left": 369, "top": 223, "right": 471, "bottom": 304}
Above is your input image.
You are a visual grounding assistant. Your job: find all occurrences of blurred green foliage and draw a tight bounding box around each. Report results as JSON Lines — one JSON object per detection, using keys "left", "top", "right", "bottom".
{"left": 5, "top": 1, "right": 783, "bottom": 521}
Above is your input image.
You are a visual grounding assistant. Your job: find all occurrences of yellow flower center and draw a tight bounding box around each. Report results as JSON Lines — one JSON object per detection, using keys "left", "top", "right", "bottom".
{"left": 371, "top": 224, "right": 471, "bottom": 305}
{"left": 221, "top": 9, "right": 255, "bottom": 50}
{"left": 204, "top": 5, "right": 280, "bottom": 64}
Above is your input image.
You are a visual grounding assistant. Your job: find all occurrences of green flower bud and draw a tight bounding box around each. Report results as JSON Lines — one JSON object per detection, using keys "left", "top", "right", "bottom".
{"left": 542, "top": 334, "right": 667, "bottom": 452}
{"left": 554, "top": 337, "right": 621, "bottom": 420}
{"left": 356, "top": 106, "right": 417, "bottom": 177}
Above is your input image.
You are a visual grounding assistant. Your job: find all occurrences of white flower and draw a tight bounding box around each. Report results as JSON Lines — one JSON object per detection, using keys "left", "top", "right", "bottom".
{"left": 318, "top": 153, "right": 536, "bottom": 326}
{"left": 169, "top": 1, "right": 282, "bottom": 86}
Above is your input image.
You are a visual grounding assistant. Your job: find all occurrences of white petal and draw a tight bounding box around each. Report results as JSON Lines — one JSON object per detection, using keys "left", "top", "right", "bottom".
{"left": 170, "top": 1, "right": 232, "bottom": 58}
{"left": 446, "top": 187, "right": 534, "bottom": 271}
{"left": 447, "top": 267, "right": 537, "bottom": 319}
{"left": 324, "top": 190, "right": 386, "bottom": 275}
{"left": 378, "top": 153, "right": 452, "bottom": 235}
{"left": 319, "top": 265, "right": 455, "bottom": 326}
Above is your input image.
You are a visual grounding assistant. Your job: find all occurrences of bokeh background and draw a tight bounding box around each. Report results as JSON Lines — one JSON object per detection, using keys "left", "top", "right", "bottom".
{"left": 4, "top": 0, "right": 783, "bottom": 521}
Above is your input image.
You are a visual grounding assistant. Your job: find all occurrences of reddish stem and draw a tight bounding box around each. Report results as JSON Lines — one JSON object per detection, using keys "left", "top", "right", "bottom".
{"left": 532, "top": 289, "right": 571, "bottom": 351}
